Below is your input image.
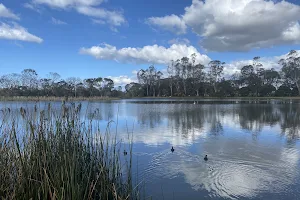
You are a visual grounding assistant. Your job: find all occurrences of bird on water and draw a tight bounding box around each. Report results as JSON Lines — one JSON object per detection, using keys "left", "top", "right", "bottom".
{"left": 204, "top": 155, "right": 208, "bottom": 161}
{"left": 171, "top": 146, "right": 174, "bottom": 152}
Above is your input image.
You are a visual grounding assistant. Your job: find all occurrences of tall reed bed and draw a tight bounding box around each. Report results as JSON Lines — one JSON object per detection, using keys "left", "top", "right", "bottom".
{"left": 0, "top": 101, "right": 138, "bottom": 200}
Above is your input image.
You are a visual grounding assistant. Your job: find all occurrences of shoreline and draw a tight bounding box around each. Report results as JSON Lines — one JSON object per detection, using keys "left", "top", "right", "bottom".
{"left": 0, "top": 96, "right": 121, "bottom": 102}
{"left": 0, "top": 96, "right": 299, "bottom": 101}
{"left": 133, "top": 96, "right": 300, "bottom": 100}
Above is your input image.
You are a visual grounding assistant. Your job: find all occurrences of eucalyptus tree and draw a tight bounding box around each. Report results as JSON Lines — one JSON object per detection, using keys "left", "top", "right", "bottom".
{"left": 125, "top": 82, "right": 143, "bottom": 97}
{"left": 102, "top": 78, "right": 114, "bottom": 96}
{"left": 252, "top": 57, "right": 265, "bottom": 96}
{"left": 39, "top": 78, "right": 52, "bottom": 96}
{"left": 208, "top": 60, "right": 225, "bottom": 94}
{"left": 180, "top": 56, "right": 190, "bottom": 95}
{"left": 190, "top": 53, "right": 205, "bottom": 96}
{"left": 137, "top": 69, "right": 149, "bottom": 96}
{"left": 174, "top": 59, "right": 182, "bottom": 95}
{"left": 47, "top": 72, "right": 61, "bottom": 95}
{"left": 279, "top": 50, "right": 300, "bottom": 95}
{"left": 21, "top": 69, "right": 39, "bottom": 90}
{"left": 167, "top": 60, "right": 176, "bottom": 96}
{"left": 263, "top": 69, "right": 281, "bottom": 87}
{"left": 66, "top": 77, "right": 82, "bottom": 97}
{"left": 154, "top": 70, "right": 163, "bottom": 97}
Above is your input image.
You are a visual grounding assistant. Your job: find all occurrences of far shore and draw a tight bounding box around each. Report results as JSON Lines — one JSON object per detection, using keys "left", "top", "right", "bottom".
{"left": 0, "top": 96, "right": 121, "bottom": 102}
{"left": 1, "top": 96, "right": 300, "bottom": 102}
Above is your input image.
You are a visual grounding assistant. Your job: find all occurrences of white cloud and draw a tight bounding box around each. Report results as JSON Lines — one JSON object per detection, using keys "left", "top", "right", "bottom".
{"left": 147, "top": 14, "right": 187, "bottom": 35}
{"left": 223, "top": 50, "right": 300, "bottom": 77}
{"left": 23, "top": 3, "right": 43, "bottom": 13}
{"left": 168, "top": 38, "right": 190, "bottom": 45}
{"left": 92, "top": 18, "right": 105, "bottom": 24}
{"left": 32, "top": 0, "right": 104, "bottom": 8}
{"left": 0, "top": 22, "right": 43, "bottom": 43}
{"left": 24, "top": 3, "right": 35, "bottom": 10}
{"left": 131, "top": 70, "right": 138, "bottom": 75}
{"left": 31, "top": 0, "right": 125, "bottom": 28}
{"left": 80, "top": 43, "right": 211, "bottom": 65}
{"left": 51, "top": 17, "right": 67, "bottom": 25}
{"left": 0, "top": 3, "right": 20, "bottom": 20}
{"left": 147, "top": 0, "right": 300, "bottom": 52}
{"left": 107, "top": 75, "right": 136, "bottom": 86}
{"left": 81, "top": 42, "right": 299, "bottom": 80}
{"left": 76, "top": 6, "right": 124, "bottom": 26}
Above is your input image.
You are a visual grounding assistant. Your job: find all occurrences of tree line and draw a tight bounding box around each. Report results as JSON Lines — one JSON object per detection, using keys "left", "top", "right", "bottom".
{"left": 126, "top": 50, "right": 300, "bottom": 97}
{"left": 0, "top": 70, "right": 123, "bottom": 97}
{"left": 1, "top": 50, "right": 299, "bottom": 98}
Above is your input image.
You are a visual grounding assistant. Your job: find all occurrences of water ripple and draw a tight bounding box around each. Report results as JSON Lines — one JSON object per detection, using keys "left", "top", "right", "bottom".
{"left": 135, "top": 147, "right": 300, "bottom": 199}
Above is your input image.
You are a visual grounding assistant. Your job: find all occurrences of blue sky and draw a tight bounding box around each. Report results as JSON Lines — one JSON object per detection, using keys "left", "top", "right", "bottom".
{"left": 0, "top": 0, "right": 300, "bottom": 86}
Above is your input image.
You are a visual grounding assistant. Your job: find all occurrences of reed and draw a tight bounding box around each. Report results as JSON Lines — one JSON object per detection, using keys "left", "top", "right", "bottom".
{"left": 0, "top": 102, "right": 138, "bottom": 200}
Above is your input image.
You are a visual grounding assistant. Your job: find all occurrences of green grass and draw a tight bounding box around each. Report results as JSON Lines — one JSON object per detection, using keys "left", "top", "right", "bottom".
{"left": 0, "top": 102, "right": 140, "bottom": 200}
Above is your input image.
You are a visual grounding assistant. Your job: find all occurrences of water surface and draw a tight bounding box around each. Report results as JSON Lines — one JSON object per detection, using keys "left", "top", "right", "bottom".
{"left": 1, "top": 99, "right": 300, "bottom": 199}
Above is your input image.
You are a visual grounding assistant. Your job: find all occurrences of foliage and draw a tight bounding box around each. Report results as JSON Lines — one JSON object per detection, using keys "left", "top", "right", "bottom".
{"left": 130, "top": 50, "right": 300, "bottom": 97}
{"left": 0, "top": 72, "right": 124, "bottom": 98}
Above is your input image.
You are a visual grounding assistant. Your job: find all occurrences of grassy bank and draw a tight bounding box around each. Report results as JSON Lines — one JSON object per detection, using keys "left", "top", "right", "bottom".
{"left": 0, "top": 102, "right": 139, "bottom": 200}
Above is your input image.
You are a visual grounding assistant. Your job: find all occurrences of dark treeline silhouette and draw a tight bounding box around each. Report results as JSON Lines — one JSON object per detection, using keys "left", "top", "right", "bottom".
{"left": 126, "top": 50, "right": 300, "bottom": 97}
{"left": 1, "top": 50, "right": 299, "bottom": 98}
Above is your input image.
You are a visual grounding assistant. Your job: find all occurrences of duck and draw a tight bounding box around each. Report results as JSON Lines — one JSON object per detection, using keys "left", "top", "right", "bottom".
{"left": 123, "top": 150, "right": 127, "bottom": 155}
{"left": 171, "top": 146, "right": 174, "bottom": 153}
{"left": 204, "top": 155, "right": 208, "bottom": 161}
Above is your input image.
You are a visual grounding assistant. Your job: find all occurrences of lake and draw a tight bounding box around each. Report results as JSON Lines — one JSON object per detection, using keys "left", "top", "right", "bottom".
{"left": 1, "top": 98, "right": 300, "bottom": 200}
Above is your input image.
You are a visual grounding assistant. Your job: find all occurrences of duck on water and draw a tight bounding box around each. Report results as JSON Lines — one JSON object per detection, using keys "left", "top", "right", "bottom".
{"left": 204, "top": 155, "right": 208, "bottom": 161}
{"left": 171, "top": 146, "right": 174, "bottom": 152}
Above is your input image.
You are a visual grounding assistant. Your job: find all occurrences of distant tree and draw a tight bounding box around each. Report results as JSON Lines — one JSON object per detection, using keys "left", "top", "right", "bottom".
{"left": 125, "top": 82, "right": 143, "bottom": 97}
{"left": 21, "top": 69, "right": 38, "bottom": 90}
{"left": 279, "top": 50, "right": 300, "bottom": 95}
{"left": 208, "top": 60, "right": 225, "bottom": 94}
{"left": 167, "top": 60, "right": 176, "bottom": 96}
{"left": 137, "top": 69, "right": 149, "bottom": 96}
{"left": 66, "top": 77, "right": 82, "bottom": 97}
{"left": 47, "top": 72, "right": 61, "bottom": 95}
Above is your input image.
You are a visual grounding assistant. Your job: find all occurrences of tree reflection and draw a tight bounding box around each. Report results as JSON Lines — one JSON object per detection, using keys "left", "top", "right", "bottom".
{"left": 279, "top": 105, "right": 300, "bottom": 142}
{"left": 130, "top": 102, "right": 300, "bottom": 143}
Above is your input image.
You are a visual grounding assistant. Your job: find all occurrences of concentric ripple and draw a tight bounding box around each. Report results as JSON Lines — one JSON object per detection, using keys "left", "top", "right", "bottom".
{"left": 134, "top": 146, "right": 300, "bottom": 200}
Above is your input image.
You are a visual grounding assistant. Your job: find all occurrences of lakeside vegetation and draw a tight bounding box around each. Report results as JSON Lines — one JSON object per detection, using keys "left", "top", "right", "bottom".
{"left": 0, "top": 50, "right": 299, "bottom": 99}
{"left": 0, "top": 102, "right": 140, "bottom": 200}
{"left": 0, "top": 96, "right": 121, "bottom": 102}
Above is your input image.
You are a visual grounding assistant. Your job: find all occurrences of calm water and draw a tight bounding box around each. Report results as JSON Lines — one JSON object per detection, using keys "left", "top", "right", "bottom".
{"left": 1, "top": 99, "right": 300, "bottom": 200}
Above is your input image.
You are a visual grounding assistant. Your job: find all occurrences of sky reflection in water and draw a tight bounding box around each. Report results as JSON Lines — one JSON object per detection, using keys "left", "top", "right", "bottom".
{"left": 1, "top": 99, "right": 300, "bottom": 199}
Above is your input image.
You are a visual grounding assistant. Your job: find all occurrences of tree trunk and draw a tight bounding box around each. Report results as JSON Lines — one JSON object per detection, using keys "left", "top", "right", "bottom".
{"left": 183, "top": 81, "right": 187, "bottom": 95}
{"left": 170, "top": 86, "right": 173, "bottom": 96}
{"left": 146, "top": 85, "right": 149, "bottom": 96}
{"left": 296, "top": 81, "right": 300, "bottom": 96}
{"left": 213, "top": 83, "right": 217, "bottom": 94}
{"left": 196, "top": 90, "right": 199, "bottom": 96}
